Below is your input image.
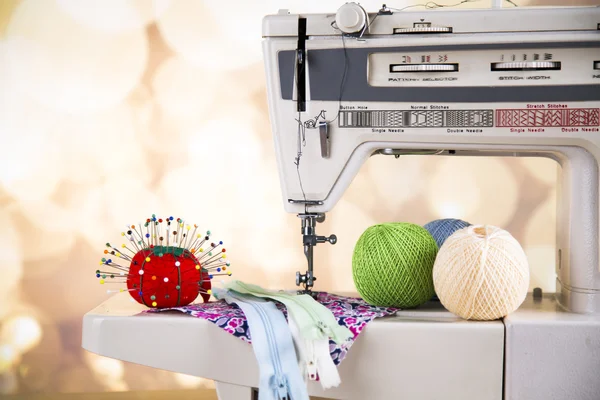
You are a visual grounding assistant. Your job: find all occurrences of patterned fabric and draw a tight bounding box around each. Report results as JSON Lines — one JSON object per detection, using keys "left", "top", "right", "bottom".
{"left": 152, "top": 292, "right": 398, "bottom": 365}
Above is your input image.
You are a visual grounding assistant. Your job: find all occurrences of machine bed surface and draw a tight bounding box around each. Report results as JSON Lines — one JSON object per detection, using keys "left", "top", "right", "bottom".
{"left": 83, "top": 292, "right": 504, "bottom": 400}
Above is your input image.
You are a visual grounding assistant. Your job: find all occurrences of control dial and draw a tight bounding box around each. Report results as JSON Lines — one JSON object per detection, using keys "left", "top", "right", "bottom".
{"left": 394, "top": 23, "right": 452, "bottom": 34}
{"left": 335, "top": 2, "right": 367, "bottom": 34}
{"left": 491, "top": 61, "right": 561, "bottom": 71}
{"left": 390, "top": 63, "right": 459, "bottom": 73}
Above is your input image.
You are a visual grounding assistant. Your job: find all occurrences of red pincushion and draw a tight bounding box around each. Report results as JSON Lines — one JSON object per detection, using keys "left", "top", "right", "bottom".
{"left": 127, "top": 246, "right": 211, "bottom": 308}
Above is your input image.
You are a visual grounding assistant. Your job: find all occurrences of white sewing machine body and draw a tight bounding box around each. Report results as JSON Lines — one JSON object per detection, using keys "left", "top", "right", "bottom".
{"left": 82, "top": 5, "right": 600, "bottom": 400}
{"left": 261, "top": 4, "right": 600, "bottom": 399}
{"left": 263, "top": 5, "right": 600, "bottom": 313}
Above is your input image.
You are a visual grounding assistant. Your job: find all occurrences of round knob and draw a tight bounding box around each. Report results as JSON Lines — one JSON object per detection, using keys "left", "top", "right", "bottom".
{"left": 335, "top": 3, "right": 367, "bottom": 34}
{"left": 328, "top": 234, "right": 337, "bottom": 245}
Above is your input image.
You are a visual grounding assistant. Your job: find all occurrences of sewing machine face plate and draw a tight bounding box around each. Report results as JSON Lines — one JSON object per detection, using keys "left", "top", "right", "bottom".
{"left": 265, "top": 22, "right": 600, "bottom": 212}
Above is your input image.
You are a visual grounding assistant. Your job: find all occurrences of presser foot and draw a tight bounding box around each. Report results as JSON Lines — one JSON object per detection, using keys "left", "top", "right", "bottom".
{"left": 296, "top": 271, "right": 318, "bottom": 298}
{"left": 296, "top": 213, "right": 337, "bottom": 296}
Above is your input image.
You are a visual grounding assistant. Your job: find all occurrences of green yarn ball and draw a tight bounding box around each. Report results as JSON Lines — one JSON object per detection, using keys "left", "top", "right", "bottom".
{"left": 352, "top": 223, "right": 438, "bottom": 308}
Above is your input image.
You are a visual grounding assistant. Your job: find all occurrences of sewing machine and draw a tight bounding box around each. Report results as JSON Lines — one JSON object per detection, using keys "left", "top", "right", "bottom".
{"left": 82, "top": 4, "right": 600, "bottom": 400}
{"left": 262, "top": 2, "right": 600, "bottom": 399}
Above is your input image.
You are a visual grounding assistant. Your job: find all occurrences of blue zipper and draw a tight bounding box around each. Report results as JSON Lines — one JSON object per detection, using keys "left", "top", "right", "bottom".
{"left": 246, "top": 298, "right": 289, "bottom": 399}
{"left": 215, "top": 289, "right": 308, "bottom": 400}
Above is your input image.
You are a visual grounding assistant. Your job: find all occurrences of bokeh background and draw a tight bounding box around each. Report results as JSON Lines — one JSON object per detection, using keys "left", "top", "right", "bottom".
{"left": 0, "top": 0, "right": 598, "bottom": 396}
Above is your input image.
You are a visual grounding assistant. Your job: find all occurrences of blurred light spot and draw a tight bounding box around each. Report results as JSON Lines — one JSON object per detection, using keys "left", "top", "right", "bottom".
{"left": 0, "top": 0, "right": 18, "bottom": 38}
{"left": 426, "top": 157, "right": 518, "bottom": 227}
{"left": 128, "top": 85, "right": 176, "bottom": 154}
{"left": 157, "top": 1, "right": 265, "bottom": 70}
{"left": 0, "top": 42, "right": 62, "bottom": 202}
{"left": 15, "top": 317, "right": 61, "bottom": 391}
{"left": 78, "top": 178, "right": 162, "bottom": 249}
{"left": 0, "top": 132, "right": 62, "bottom": 202}
{"left": 0, "top": 210, "right": 23, "bottom": 310}
{"left": 86, "top": 353, "right": 125, "bottom": 379}
{"left": 85, "top": 352, "right": 125, "bottom": 388}
{"left": 17, "top": 200, "right": 75, "bottom": 234}
{"left": 0, "top": 345, "right": 19, "bottom": 373}
{"left": 13, "top": 204, "right": 76, "bottom": 268}
{"left": 438, "top": 202, "right": 465, "bottom": 219}
{"left": 188, "top": 119, "right": 263, "bottom": 177}
{"left": 17, "top": 362, "right": 52, "bottom": 392}
{"left": 128, "top": 85, "right": 153, "bottom": 127}
{"left": 6, "top": 0, "right": 148, "bottom": 113}
{"left": 159, "top": 166, "right": 231, "bottom": 235}
{"left": 427, "top": 158, "right": 480, "bottom": 219}
{"left": 218, "top": 63, "right": 267, "bottom": 102}
{"left": 49, "top": 105, "right": 147, "bottom": 186}
{"left": 0, "top": 370, "right": 18, "bottom": 395}
{"left": 203, "top": 1, "right": 281, "bottom": 45}
{"left": 173, "top": 372, "right": 213, "bottom": 389}
{"left": 1, "top": 316, "right": 42, "bottom": 354}
{"left": 57, "top": 365, "right": 96, "bottom": 393}
{"left": 106, "top": 380, "right": 129, "bottom": 392}
{"left": 158, "top": 117, "right": 264, "bottom": 235}
{"left": 152, "top": 57, "right": 220, "bottom": 119}
{"left": 57, "top": 0, "right": 170, "bottom": 33}
{"left": 0, "top": 292, "right": 17, "bottom": 323}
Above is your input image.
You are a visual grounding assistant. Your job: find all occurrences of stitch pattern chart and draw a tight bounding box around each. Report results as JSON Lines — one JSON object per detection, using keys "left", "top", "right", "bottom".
{"left": 496, "top": 108, "right": 600, "bottom": 127}
{"left": 338, "top": 110, "right": 494, "bottom": 128}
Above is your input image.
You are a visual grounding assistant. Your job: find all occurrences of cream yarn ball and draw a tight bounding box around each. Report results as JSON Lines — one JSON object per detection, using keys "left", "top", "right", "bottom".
{"left": 433, "top": 225, "right": 529, "bottom": 320}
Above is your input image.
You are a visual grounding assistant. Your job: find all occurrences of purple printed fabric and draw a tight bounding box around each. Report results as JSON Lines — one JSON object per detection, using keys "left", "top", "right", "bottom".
{"left": 153, "top": 292, "right": 398, "bottom": 365}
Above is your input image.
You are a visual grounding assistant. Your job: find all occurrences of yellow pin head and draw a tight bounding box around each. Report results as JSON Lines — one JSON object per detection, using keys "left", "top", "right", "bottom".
{"left": 145, "top": 257, "right": 151, "bottom": 262}
{"left": 152, "top": 302, "right": 157, "bottom": 307}
{"left": 195, "top": 265, "right": 200, "bottom": 270}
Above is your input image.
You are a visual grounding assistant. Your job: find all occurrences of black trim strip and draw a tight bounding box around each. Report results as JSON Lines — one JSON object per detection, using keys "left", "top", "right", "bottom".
{"left": 296, "top": 18, "right": 307, "bottom": 112}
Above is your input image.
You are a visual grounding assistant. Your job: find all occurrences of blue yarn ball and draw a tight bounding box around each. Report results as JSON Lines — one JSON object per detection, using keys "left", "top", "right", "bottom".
{"left": 424, "top": 218, "right": 471, "bottom": 249}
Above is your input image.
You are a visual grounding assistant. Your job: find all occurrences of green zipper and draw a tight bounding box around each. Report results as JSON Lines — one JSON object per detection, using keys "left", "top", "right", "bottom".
{"left": 225, "top": 280, "right": 351, "bottom": 344}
